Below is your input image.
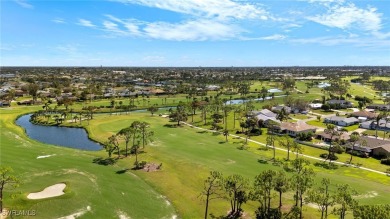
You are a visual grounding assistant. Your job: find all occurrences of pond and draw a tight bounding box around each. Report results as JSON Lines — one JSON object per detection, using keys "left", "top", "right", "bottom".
{"left": 16, "top": 114, "right": 102, "bottom": 151}
{"left": 267, "top": 88, "right": 282, "bottom": 93}
{"left": 225, "top": 95, "right": 286, "bottom": 105}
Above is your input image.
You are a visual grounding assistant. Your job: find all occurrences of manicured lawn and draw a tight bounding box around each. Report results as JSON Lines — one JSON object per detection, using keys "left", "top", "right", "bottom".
{"left": 289, "top": 114, "right": 311, "bottom": 120}
{"left": 344, "top": 124, "right": 360, "bottom": 132}
{"left": 2, "top": 93, "right": 390, "bottom": 218}
{"left": 310, "top": 109, "right": 335, "bottom": 115}
{"left": 307, "top": 119, "right": 328, "bottom": 129}
{"left": 0, "top": 107, "right": 176, "bottom": 218}
{"left": 363, "top": 129, "right": 390, "bottom": 140}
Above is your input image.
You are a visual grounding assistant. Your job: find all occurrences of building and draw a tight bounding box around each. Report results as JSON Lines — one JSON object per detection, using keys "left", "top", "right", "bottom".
{"left": 316, "top": 131, "right": 351, "bottom": 142}
{"left": 276, "top": 121, "right": 317, "bottom": 137}
{"left": 327, "top": 99, "right": 353, "bottom": 108}
{"left": 351, "top": 110, "right": 378, "bottom": 120}
{"left": 324, "top": 116, "right": 359, "bottom": 127}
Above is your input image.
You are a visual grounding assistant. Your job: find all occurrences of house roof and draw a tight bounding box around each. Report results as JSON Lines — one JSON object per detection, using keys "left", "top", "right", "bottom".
{"left": 351, "top": 111, "right": 378, "bottom": 119}
{"left": 359, "top": 136, "right": 390, "bottom": 149}
{"left": 280, "top": 121, "right": 317, "bottom": 132}
{"left": 326, "top": 116, "right": 358, "bottom": 123}
{"left": 327, "top": 99, "right": 351, "bottom": 104}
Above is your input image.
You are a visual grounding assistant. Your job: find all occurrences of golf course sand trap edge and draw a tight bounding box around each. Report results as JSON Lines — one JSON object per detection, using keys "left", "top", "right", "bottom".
{"left": 27, "top": 183, "right": 66, "bottom": 199}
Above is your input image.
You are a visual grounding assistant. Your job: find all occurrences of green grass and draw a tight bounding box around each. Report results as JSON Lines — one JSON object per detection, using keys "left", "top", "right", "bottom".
{"left": 363, "top": 129, "right": 390, "bottom": 140}
{"left": 2, "top": 86, "right": 390, "bottom": 218}
{"left": 307, "top": 119, "right": 328, "bottom": 129}
{"left": 344, "top": 124, "right": 360, "bottom": 132}
{"left": 0, "top": 107, "right": 176, "bottom": 218}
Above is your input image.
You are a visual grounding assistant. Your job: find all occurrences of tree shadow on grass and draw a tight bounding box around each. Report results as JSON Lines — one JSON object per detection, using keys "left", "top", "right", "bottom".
{"left": 314, "top": 162, "right": 339, "bottom": 170}
{"left": 92, "top": 157, "right": 117, "bottom": 166}
{"left": 257, "top": 158, "right": 269, "bottom": 164}
{"left": 219, "top": 141, "right": 227, "bottom": 144}
{"left": 258, "top": 147, "right": 269, "bottom": 151}
{"left": 116, "top": 169, "right": 129, "bottom": 174}
{"left": 197, "top": 131, "right": 208, "bottom": 134}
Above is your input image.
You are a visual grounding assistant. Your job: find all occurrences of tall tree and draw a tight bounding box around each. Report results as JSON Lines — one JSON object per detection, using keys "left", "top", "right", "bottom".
{"left": 278, "top": 135, "right": 294, "bottom": 161}
{"left": 224, "top": 174, "right": 249, "bottom": 217}
{"left": 252, "top": 170, "right": 276, "bottom": 218}
{"left": 306, "top": 178, "right": 334, "bottom": 219}
{"left": 324, "top": 124, "right": 342, "bottom": 163}
{"left": 266, "top": 135, "right": 277, "bottom": 160}
{"left": 333, "top": 184, "right": 358, "bottom": 219}
{"left": 139, "top": 122, "right": 153, "bottom": 149}
{"left": 274, "top": 170, "right": 289, "bottom": 211}
{"left": 200, "top": 171, "right": 223, "bottom": 219}
{"left": 290, "top": 158, "right": 315, "bottom": 219}
{"left": 0, "top": 166, "right": 20, "bottom": 213}
{"left": 117, "top": 127, "right": 133, "bottom": 157}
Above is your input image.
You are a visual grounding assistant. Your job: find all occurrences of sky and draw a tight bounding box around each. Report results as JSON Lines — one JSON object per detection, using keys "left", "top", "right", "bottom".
{"left": 1, "top": 0, "right": 390, "bottom": 67}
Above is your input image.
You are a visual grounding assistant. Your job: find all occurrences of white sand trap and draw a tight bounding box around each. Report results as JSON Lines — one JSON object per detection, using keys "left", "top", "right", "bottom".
{"left": 37, "top": 154, "right": 56, "bottom": 159}
{"left": 27, "top": 183, "right": 66, "bottom": 199}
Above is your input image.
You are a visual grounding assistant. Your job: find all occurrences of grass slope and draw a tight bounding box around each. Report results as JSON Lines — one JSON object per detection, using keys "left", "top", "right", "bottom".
{"left": 0, "top": 107, "right": 176, "bottom": 218}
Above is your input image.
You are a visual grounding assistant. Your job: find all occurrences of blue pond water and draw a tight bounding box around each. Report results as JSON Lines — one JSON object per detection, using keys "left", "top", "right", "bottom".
{"left": 267, "top": 88, "right": 282, "bottom": 93}
{"left": 16, "top": 114, "right": 102, "bottom": 151}
{"left": 226, "top": 95, "right": 286, "bottom": 105}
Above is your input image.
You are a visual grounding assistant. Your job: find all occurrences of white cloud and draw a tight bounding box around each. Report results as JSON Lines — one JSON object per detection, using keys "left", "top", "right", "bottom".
{"left": 307, "top": 3, "right": 382, "bottom": 32}
{"left": 77, "top": 19, "right": 96, "bottom": 27}
{"left": 291, "top": 35, "right": 390, "bottom": 48}
{"left": 14, "top": 0, "right": 33, "bottom": 9}
{"left": 114, "top": 0, "right": 269, "bottom": 20}
{"left": 143, "top": 19, "right": 241, "bottom": 41}
{"left": 52, "top": 18, "right": 66, "bottom": 24}
{"left": 241, "top": 34, "right": 287, "bottom": 41}
{"left": 99, "top": 15, "right": 242, "bottom": 41}
{"left": 261, "top": 34, "right": 287, "bottom": 40}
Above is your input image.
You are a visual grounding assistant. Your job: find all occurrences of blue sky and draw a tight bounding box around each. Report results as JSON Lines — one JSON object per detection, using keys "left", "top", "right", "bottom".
{"left": 1, "top": 0, "right": 390, "bottom": 66}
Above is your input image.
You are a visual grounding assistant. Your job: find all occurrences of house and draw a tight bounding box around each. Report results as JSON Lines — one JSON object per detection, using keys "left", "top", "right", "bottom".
{"left": 316, "top": 132, "right": 351, "bottom": 142}
{"left": 324, "top": 116, "right": 359, "bottom": 127}
{"left": 251, "top": 109, "right": 280, "bottom": 126}
{"left": 271, "top": 105, "right": 291, "bottom": 114}
{"left": 351, "top": 111, "right": 378, "bottom": 120}
{"left": 0, "top": 100, "right": 10, "bottom": 107}
{"left": 276, "top": 121, "right": 317, "bottom": 137}
{"left": 327, "top": 99, "right": 353, "bottom": 108}
{"left": 360, "top": 121, "right": 374, "bottom": 129}
{"left": 372, "top": 119, "right": 390, "bottom": 131}
{"left": 354, "top": 136, "right": 390, "bottom": 157}
{"left": 366, "top": 104, "right": 390, "bottom": 111}
{"left": 309, "top": 103, "right": 322, "bottom": 109}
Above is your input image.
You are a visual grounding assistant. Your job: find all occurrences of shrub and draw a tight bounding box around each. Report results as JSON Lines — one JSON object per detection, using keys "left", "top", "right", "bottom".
{"left": 250, "top": 128, "right": 262, "bottom": 136}
{"left": 381, "top": 158, "right": 390, "bottom": 165}
{"left": 330, "top": 145, "right": 344, "bottom": 154}
{"left": 320, "top": 153, "right": 338, "bottom": 160}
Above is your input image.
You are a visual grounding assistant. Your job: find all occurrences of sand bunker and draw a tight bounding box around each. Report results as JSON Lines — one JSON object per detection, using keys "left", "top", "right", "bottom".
{"left": 37, "top": 154, "right": 56, "bottom": 159}
{"left": 27, "top": 183, "right": 66, "bottom": 199}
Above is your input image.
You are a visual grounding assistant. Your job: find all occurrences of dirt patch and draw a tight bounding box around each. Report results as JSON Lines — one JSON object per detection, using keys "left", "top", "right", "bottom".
{"left": 27, "top": 183, "right": 66, "bottom": 199}
{"left": 117, "top": 210, "right": 131, "bottom": 219}
{"left": 142, "top": 163, "right": 162, "bottom": 172}
{"left": 355, "top": 191, "right": 378, "bottom": 199}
